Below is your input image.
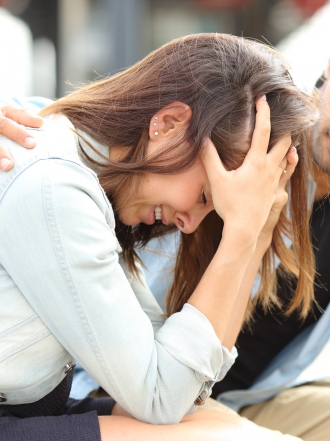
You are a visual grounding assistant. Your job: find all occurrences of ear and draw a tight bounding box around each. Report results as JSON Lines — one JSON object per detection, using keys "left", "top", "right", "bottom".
{"left": 325, "top": 59, "right": 330, "bottom": 80}
{"left": 149, "top": 101, "right": 192, "bottom": 141}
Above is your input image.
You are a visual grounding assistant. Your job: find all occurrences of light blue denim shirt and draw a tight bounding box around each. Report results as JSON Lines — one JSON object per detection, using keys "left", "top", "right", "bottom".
{"left": 0, "top": 102, "right": 237, "bottom": 424}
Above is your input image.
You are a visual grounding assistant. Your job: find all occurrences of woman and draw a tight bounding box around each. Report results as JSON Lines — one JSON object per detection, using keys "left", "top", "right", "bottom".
{"left": 0, "top": 34, "right": 317, "bottom": 440}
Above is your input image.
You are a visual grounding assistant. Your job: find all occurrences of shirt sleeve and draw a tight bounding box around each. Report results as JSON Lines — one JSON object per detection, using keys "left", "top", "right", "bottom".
{"left": 0, "top": 95, "right": 53, "bottom": 112}
{"left": 0, "top": 157, "right": 236, "bottom": 424}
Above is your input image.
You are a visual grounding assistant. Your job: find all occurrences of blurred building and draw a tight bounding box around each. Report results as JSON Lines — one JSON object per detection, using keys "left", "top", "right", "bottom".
{"left": 2, "top": 0, "right": 329, "bottom": 98}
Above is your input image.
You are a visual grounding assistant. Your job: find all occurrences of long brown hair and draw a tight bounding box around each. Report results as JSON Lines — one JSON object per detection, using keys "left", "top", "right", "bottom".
{"left": 41, "top": 33, "right": 318, "bottom": 320}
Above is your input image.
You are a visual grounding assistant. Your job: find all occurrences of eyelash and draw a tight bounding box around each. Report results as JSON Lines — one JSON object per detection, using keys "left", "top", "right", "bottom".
{"left": 201, "top": 191, "right": 207, "bottom": 205}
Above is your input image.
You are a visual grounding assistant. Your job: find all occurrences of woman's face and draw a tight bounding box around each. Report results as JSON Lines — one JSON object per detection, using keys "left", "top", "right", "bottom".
{"left": 117, "top": 159, "right": 214, "bottom": 234}
{"left": 114, "top": 102, "right": 215, "bottom": 233}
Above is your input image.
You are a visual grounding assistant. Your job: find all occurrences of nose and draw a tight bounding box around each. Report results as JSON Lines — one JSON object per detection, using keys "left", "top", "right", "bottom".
{"left": 175, "top": 206, "right": 214, "bottom": 234}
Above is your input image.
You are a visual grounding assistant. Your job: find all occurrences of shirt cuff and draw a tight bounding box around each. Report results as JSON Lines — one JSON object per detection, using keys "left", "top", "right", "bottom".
{"left": 156, "top": 303, "right": 237, "bottom": 383}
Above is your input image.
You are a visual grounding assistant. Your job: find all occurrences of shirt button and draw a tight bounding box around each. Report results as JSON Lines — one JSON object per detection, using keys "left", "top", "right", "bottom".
{"left": 64, "top": 362, "right": 76, "bottom": 374}
{"left": 0, "top": 393, "right": 7, "bottom": 403}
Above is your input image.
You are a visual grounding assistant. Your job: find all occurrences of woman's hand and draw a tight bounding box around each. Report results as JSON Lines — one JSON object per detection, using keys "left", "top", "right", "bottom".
{"left": 202, "top": 96, "right": 292, "bottom": 245}
{"left": 0, "top": 106, "right": 43, "bottom": 171}
{"left": 259, "top": 143, "right": 298, "bottom": 241}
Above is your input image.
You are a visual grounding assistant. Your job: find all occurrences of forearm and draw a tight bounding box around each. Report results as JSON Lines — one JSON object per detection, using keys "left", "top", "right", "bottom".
{"left": 221, "top": 233, "right": 272, "bottom": 349}
{"left": 188, "top": 228, "right": 257, "bottom": 343}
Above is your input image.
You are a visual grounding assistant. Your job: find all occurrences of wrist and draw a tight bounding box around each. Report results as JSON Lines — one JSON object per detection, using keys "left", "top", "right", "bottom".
{"left": 221, "top": 224, "right": 258, "bottom": 255}
{"left": 256, "top": 231, "right": 272, "bottom": 251}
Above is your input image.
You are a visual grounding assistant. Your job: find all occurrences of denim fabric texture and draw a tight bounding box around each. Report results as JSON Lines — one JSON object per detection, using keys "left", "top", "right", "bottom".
{"left": 0, "top": 103, "right": 236, "bottom": 424}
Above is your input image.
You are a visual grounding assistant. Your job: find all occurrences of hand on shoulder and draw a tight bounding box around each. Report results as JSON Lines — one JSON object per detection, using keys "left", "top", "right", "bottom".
{"left": 0, "top": 105, "right": 44, "bottom": 170}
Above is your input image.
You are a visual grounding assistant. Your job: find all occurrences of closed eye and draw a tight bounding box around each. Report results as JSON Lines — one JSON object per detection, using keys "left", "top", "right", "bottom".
{"left": 201, "top": 191, "right": 207, "bottom": 205}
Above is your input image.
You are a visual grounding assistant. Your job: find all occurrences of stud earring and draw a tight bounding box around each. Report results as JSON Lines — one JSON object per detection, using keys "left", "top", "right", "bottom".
{"left": 154, "top": 116, "right": 159, "bottom": 135}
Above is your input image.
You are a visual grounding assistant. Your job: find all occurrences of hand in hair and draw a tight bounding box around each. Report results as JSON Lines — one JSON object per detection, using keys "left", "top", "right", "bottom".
{"left": 260, "top": 141, "right": 298, "bottom": 239}
{"left": 0, "top": 105, "right": 43, "bottom": 170}
{"left": 201, "top": 96, "right": 292, "bottom": 244}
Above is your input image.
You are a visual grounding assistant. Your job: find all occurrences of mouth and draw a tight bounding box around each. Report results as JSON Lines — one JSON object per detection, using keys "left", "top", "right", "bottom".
{"left": 155, "top": 205, "right": 162, "bottom": 221}
{"left": 145, "top": 205, "right": 163, "bottom": 225}
{"left": 154, "top": 205, "right": 168, "bottom": 225}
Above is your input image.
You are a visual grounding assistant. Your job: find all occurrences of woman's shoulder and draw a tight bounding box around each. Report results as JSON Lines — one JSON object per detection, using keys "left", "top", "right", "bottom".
{"left": 0, "top": 115, "right": 92, "bottom": 189}
{"left": 0, "top": 117, "right": 115, "bottom": 225}
{"left": 0, "top": 114, "right": 79, "bottom": 171}
{"left": 41, "top": 114, "right": 80, "bottom": 159}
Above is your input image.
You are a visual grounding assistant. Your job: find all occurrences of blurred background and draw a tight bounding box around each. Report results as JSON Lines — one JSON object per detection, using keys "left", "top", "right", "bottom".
{"left": 0, "top": 0, "right": 329, "bottom": 99}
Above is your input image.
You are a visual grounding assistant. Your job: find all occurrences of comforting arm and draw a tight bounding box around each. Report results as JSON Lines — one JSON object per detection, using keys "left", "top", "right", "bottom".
{"left": 0, "top": 97, "right": 46, "bottom": 170}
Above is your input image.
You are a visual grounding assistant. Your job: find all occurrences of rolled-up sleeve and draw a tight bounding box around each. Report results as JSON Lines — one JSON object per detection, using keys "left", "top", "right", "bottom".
{"left": 0, "top": 157, "right": 236, "bottom": 424}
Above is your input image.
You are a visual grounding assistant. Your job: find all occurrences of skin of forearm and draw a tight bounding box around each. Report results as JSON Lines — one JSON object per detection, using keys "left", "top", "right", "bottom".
{"left": 99, "top": 409, "right": 279, "bottom": 441}
{"left": 188, "top": 229, "right": 258, "bottom": 343}
{"left": 221, "top": 233, "right": 272, "bottom": 349}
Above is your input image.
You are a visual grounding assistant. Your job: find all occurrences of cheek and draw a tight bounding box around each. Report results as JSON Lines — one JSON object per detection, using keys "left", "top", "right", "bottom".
{"left": 140, "top": 167, "right": 206, "bottom": 210}
{"left": 166, "top": 183, "right": 200, "bottom": 211}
